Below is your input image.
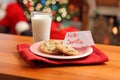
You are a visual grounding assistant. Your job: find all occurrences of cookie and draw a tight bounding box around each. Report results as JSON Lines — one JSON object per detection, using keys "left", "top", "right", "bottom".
{"left": 39, "top": 40, "right": 62, "bottom": 55}
{"left": 56, "top": 44, "right": 79, "bottom": 56}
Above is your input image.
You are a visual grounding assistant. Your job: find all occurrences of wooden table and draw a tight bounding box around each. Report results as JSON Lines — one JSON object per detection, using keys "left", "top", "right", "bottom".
{"left": 0, "top": 33, "right": 120, "bottom": 80}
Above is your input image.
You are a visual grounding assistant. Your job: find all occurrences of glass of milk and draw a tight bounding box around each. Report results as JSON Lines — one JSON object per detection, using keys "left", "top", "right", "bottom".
{"left": 31, "top": 11, "right": 52, "bottom": 42}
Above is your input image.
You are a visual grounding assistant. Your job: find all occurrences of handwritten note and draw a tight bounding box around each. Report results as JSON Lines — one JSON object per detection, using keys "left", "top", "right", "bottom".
{"left": 63, "top": 31, "right": 95, "bottom": 48}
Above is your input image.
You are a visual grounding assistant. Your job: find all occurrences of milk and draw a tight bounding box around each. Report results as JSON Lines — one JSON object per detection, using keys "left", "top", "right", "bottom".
{"left": 31, "top": 12, "right": 52, "bottom": 42}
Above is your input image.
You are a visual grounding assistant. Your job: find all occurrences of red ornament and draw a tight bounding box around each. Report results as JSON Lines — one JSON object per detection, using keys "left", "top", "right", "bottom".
{"left": 73, "top": 16, "right": 79, "bottom": 21}
{"left": 52, "top": 10, "right": 56, "bottom": 16}
{"left": 68, "top": 4, "right": 75, "bottom": 14}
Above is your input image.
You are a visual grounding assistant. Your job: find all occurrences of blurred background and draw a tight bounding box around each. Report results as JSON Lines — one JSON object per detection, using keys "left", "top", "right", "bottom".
{"left": 0, "top": 0, "right": 120, "bottom": 46}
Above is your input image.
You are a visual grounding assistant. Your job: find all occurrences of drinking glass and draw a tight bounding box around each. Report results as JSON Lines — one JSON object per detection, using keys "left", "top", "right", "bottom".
{"left": 31, "top": 11, "right": 52, "bottom": 42}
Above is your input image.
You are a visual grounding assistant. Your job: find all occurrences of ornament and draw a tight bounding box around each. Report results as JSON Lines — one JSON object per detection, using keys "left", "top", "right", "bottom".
{"left": 36, "top": 3, "right": 42, "bottom": 11}
{"left": 73, "top": 17, "right": 79, "bottom": 21}
{"left": 52, "top": 5, "right": 57, "bottom": 10}
{"left": 52, "top": 10, "right": 56, "bottom": 16}
{"left": 45, "top": 1, "right": 50, "bottom": 5}
{"left": 68, "top": 4, "right": 75, "bottom": 14}
{"left": 41, "top": 0, "right": 46, "bottom": 5}
{"left": 66, "top": 15, "right": 70, "bottom": 19}
{"left": 56, "top": 16, "right": 62, "bottom": 22}
{"left": 30, "top": 1, "right": 34, "bottom": 6}
{"left": 47, "top": 8, "right": 52, "bottom": 12}
{"left": 23, "top": 0, "right": 28, "bottom": 4}
{"left": 52, "top": 0, "right": 56, "bottom": 4}
{"left": 58, "top": 9, "right": 62, "bottom": 13}
{"left": 29, "top": 7, "right": 34, "bottom": 12}
{"left": 62, "top": 13, "right": 66, "bottom": 17}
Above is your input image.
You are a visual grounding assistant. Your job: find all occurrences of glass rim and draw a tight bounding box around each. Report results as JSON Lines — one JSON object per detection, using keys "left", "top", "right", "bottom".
{"left": 31, "top": 11, "right": 52, "bottom": 15}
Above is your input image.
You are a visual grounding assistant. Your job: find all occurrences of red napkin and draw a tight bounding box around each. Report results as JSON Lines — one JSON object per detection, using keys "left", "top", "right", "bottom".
{"left": 17, "top": 44, "right": 109, "bottom": 67}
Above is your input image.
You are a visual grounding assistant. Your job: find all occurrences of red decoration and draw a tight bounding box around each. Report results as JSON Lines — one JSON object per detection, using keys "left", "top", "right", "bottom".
{"left": 0, "top": 2, "right": 29, "bottom": 34}
{"left": 68, "top": 4, "right": 75, "bottom": 14}
{"left": 73, "top": 16, "right": 79, "bottom": 21}
{"left": 52, "top": 10, "right": 56, "bottom": 16}
{"left": 50, "top": 21, "right": 78, "bottom": 40}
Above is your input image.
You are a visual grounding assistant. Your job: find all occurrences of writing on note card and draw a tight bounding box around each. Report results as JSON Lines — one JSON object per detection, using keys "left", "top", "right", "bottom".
{"left": 63, "top": 31, "right": 95, "bottom": 48}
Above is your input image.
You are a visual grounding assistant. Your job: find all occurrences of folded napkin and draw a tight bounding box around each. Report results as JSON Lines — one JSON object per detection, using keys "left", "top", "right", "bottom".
{"left": 17, "top": 44, "right": 109, "bottom": 67}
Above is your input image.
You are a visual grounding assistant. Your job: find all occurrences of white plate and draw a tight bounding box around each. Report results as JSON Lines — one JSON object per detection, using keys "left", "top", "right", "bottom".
{"left": 30, "top": 41, "right": 93, "bottom": 59}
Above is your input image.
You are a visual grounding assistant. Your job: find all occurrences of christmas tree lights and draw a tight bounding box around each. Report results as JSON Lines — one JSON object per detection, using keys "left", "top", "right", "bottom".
{"left": 22, "top": 0, "right": 79, "bottom": 22}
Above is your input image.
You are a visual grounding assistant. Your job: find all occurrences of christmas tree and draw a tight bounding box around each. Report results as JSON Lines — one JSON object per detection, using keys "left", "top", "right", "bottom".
{"left": 21, "top": 0, "right": 80, "bottom": 22}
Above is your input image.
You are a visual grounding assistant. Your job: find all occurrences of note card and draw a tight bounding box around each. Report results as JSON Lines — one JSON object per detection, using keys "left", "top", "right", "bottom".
{"left": 63, "top": 31, "right": 95, "bottom": 48}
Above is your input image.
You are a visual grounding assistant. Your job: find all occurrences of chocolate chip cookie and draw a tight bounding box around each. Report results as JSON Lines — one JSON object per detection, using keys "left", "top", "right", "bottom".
{"left": 39, "top": 40, "right": 62, "bottom": 55}
{"left": 56, "top": 44, "right": 80, "bottom": 56}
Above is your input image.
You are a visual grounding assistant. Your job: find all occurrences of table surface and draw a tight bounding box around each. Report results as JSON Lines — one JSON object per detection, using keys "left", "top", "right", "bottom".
{"left": 0, "top": 33, "right": 120, "bottom": 80}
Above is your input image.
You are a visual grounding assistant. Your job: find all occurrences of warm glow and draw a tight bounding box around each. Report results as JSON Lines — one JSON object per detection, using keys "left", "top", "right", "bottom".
{"left": 112, "top": 26, "right": 118, "bottom": 35}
